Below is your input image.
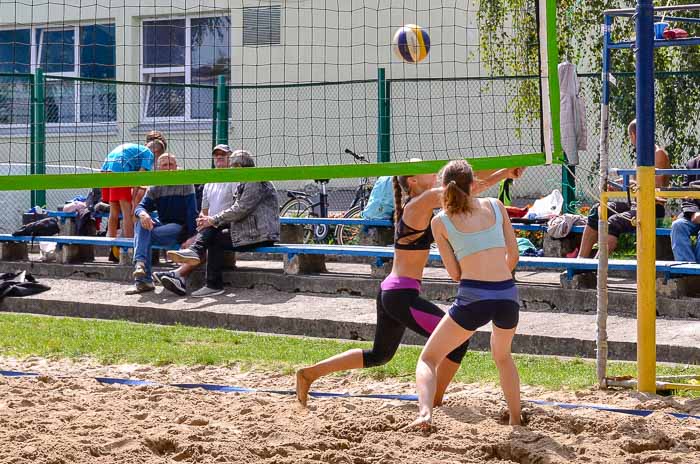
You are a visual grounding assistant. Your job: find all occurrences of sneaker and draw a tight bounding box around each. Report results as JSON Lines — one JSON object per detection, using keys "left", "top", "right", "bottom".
{"left": 161, "top": 274, "right": 187, "bottom": 296}
{"left": 125, "top": 281, "right": 155, "bottom": 295}
{"left": 167, "top": 249, "right": 201, "bottom": 265}
{"left": 190, "top": 286, "right": 225, "bottom": 298}
{"left": 133, "top": 262, "right": 147, "bottom": 279}
{"left": 152, "top": 271, "right": 175, "bottom": 286}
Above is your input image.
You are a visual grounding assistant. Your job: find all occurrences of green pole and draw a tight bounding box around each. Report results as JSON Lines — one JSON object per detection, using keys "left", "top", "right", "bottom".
{"left": 32, "top": 69, "right": 46, "bottom": 208}
{"left": 544, "top": 0, "right": 574, "bottom": 212}
{"left": 211, "top": 86, "right": 218, "bottom": 168}
{"left": 215, "top": 75, "right": 229, "bottom": 146}
{"left": 377, "top": 68, "right": 391, "bottom": 163}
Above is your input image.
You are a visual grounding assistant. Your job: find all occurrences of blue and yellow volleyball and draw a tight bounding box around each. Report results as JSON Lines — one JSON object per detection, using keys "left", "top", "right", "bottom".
{"left": 392, "top": 24, "right": 430, "bottom": 63}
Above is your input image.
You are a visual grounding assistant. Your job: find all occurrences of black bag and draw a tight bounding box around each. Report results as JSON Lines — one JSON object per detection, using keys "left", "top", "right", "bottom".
{"left": 76, "top": 209, "right": 97, "bottom": 236}
{"left": 12, "top": 217, "right": 59, "bottom": 237}
{"left": 0, "top": 272, "right": 50, "bottom": 300}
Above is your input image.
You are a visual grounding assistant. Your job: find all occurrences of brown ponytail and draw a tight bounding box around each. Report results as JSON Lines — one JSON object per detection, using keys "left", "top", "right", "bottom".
{"left": 439, "top": 160, "right": 475, "bottom": 215}
{"left": 393, "top": 175, "right": 411, "bottom": 224}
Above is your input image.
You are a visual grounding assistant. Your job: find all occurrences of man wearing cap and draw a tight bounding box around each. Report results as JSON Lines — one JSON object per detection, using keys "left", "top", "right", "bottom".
{"left": 156, "top": 144, "right": 238, "bottom": 295}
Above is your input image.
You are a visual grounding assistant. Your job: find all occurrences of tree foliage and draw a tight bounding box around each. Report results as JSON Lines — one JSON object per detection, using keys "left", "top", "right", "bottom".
{"left": 478, "top": 0, "right": 700, "bottom": 166}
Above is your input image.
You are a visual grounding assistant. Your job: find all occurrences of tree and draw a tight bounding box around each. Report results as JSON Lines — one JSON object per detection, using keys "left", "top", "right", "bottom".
{"left": 478, "top": 0, "right": 700, "bottom": 167}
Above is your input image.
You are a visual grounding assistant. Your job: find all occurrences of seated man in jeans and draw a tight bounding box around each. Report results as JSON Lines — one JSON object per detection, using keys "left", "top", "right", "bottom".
{"left": 127, "top": 153, "right": 198, "bottom": 295}
{"left": 578, "top": 119, "right": 670, "bottom": 258}
{"left": 167, "top": 150, "right": 280, "bottom": 298}
{"left": 671, "top": 154, "right": 700, "bottom": 262}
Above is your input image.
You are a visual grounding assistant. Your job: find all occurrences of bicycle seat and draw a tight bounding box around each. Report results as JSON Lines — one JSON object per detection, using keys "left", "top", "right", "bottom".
{"left": 287, "top": 190, "right": 307, "bottom": 199}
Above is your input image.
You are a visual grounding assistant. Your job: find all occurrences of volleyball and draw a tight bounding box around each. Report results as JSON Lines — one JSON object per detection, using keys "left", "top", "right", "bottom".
{"left": 392, "top": 24, "right": 430, "bottom": 63}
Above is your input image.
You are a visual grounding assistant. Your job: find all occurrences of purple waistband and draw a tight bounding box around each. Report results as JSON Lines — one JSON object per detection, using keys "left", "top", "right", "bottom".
{"left": 381, "top": 275, "right": 421, "bottom": 292}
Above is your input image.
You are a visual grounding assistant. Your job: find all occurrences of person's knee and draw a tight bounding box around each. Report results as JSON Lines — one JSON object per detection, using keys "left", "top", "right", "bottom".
{"left": 490, "top": 348, "right": 512, "bottom": 367}
{"left": 362, "top": 349, "right": 394, "bottom": 368}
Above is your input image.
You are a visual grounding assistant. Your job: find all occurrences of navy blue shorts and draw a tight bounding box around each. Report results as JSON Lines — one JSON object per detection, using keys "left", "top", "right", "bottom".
{"left": 448, "top": 279, "right": 519, "bottom": 331}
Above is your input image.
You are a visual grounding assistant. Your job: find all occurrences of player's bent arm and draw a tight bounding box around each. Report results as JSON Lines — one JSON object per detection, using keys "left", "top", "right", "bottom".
{"left": 499, "top": 201, "right": 519, "bottom": 271}
{"left": 431, "top": 216, "right": 461, "bottom": 282}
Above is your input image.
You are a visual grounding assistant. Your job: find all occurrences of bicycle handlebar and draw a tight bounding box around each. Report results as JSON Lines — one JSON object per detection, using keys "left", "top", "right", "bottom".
{"left": 344, "top": 148, "right": 368, "bottom": 163}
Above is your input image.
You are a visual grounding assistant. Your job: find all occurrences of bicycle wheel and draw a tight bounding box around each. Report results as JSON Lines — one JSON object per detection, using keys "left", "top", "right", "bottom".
{"left": 336, "top": 205, "right": 364, "bottom": 245}
{"left": 280, "top": 197, "right": 315, "bottom": 244}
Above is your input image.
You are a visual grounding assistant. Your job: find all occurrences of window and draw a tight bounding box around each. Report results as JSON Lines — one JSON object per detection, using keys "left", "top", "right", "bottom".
{"left": 0, "top": 23, "right": 116, "bottom": 126}
{"left": 141, "top": 16, "right": 230, "bottom": 121}
{"left": 243, "top": 6, "right": 281, "bottom": 46}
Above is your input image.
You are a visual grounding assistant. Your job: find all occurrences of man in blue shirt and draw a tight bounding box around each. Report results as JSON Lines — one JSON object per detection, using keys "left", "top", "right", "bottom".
{"left": 127, "top": 153, "right": 198, "bottom": 294}
{"left": 101, "top": 140, "right": 165, "bottom": 244}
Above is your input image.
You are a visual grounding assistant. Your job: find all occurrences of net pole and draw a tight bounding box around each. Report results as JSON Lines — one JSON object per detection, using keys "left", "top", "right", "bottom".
{"left": 596, "top": 14, "right": 613, "bottom": 389}
{"left": 635, "top": 0, "right": 657, "bottom": 394}
{"left": 540, "top": 0, "right": 563, "bottom": 165}
{"left": 216, "top": 75, "right": 229, "bottom": 146}
{"left": 377, "top": 68, "right": 390, "bottom": 163}
{"left": 32, "top": 68, "right": 46, "bottom": 208}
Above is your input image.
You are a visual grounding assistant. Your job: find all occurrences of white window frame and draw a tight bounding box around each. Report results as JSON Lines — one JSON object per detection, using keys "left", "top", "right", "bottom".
{"left": 0, "top": 22, "right": 116, "bottom": 128}
{"left": 141, "top": 15, "right": 229, "bottom": 122}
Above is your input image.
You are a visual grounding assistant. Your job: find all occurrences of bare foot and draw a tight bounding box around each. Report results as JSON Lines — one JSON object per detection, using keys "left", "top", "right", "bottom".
{"left": 296, "top": 369, "right": 313, "bottom": 407}
{"left": 404, "top": 415, "right": 433, "bottom": 434}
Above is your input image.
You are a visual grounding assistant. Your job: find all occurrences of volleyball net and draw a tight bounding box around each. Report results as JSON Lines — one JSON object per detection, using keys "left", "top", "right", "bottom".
{"left": 0, "top": 0, "right": 559, "bottom": 198}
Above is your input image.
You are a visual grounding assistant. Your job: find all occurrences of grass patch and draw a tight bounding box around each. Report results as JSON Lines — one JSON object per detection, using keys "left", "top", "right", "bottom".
{"left": 0, "top": 313, "right": 698, "bottom": 394}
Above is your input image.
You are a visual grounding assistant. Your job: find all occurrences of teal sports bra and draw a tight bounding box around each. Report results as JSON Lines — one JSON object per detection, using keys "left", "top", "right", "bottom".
{"left": 436, "top": 198, "right": 506, "bottom": 260}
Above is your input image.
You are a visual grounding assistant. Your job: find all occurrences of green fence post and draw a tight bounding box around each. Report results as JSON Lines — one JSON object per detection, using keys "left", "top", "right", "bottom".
{"left": 377, "top": 68, "right": 391, "bottom": 163}
{"left": 31, "top": 69, "right": 46, "bottom": 208}
{"left": 562, "top": 166, "right": 576, "bottom": 212}
{"left": 215, "top": 75, "right": 229, "bottom": 146}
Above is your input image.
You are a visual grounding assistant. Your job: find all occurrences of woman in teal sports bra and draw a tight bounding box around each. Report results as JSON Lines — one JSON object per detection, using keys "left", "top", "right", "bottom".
{"left": 409, "top": 159, "right": 522, "bottom": 430}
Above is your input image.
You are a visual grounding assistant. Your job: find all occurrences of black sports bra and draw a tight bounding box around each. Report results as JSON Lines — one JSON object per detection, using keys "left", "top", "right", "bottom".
{"left": 394, "top": 213, "right": 434, "bottom": 251}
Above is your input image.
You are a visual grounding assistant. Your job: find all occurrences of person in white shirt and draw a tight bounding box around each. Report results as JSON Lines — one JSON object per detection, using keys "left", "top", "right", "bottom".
{"left": 156, "top": 144, "right": 237, "bottom": 295}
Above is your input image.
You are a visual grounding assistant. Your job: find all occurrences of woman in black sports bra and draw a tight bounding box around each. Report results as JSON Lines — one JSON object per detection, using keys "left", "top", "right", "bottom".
{"left": 296, "top": 165, "right": 524, "bottom": 407}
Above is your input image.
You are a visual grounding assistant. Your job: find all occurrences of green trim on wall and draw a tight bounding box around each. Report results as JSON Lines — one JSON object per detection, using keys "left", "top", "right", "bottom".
{"left": 0, "top": 153, "right": 549, "bottom": 191}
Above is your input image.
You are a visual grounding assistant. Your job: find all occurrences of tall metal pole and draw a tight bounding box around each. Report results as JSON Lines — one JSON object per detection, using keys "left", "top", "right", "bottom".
{"left": 377, "top": 68, "right": 391, "bottom": 163}
{"left": 635, "top": 0, "right": 657, "bottom": 393}
{"left": 596, "top": 14, "right": 613, "bottom": 388}
{"left": 32, "top": 69, "right": 46, "bottom": 208}
{"left": 215, "top": 75, "right": 229, "bottom": 146}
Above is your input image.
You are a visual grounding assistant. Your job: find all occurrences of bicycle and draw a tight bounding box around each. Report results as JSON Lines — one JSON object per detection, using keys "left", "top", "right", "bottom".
{"left": 279, "top": 149, "right": 373, "bottom": 244}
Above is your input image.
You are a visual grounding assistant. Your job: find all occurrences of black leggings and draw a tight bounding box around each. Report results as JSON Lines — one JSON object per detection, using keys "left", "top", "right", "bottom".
{"left": 362, "top": 288, "right": 469, "bottom": 368}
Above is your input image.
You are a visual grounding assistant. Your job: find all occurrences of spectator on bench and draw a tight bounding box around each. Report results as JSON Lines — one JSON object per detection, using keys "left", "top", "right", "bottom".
{"left": 671, "top": 154, "right": 700, "bottom": 263}
{"left": 127, "top": 153, "right": 198, "bottom": 295}
{"left": 166, "top": 150, "right": 280, "bottom": 298}
{"left": 578, "top": 119, "right": 670, "bottom": 258}
{"left": 133, "top": 131, "right": 169, "bottom": 208}
{"left": 156, "top": 144, "right": 237, "bottom": 295}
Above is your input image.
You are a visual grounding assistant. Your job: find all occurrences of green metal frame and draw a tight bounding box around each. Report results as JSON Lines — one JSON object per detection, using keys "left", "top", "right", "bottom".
{"left": 0, "top": 153, "right": 546, "bottom": 191}
{"left": 31, "top": 69, "right": 46, "bottom": 207}
{"left": 377, "top": 68, "right": 391, "bottom": 163}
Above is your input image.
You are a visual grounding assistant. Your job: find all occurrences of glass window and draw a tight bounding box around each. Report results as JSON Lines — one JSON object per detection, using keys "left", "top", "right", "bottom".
{"left": 146, "top": 75, "right": 185, "bottom": 118}
{"left": 143, "top": 20, "right": 186, "bottom": 68}
{"left": 0, "top": 29, "right": 31, "bottom": 74}
{"left": 0, "top": 76, "right": 31, "bottom": 125}
{"left": 80, "top": 81, "right": 116, "bottom": 123}
{"left": 80, "top": 24, "right": 116, "bottom": 79}
{"left": 45, "top": 79, "right": 76, "bottom": 123}
{"left": 190, "top": 16, "right": 230, "bottom": 119}
{"left": 39, "top": 29, "right": 76, "bottom": 73}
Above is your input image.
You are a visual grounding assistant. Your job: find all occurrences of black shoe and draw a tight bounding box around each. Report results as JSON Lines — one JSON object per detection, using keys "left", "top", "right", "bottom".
{"left": 152, "top": 271, "right": 175, "bottom": 286}
{"left": 161, "top": 274, "right": 187, "bottom": 296}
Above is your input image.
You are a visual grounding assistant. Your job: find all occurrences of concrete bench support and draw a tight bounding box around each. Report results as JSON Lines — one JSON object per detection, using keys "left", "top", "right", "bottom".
{"left": 283, "top": 254, "right": 327, "bottom": 275}
{"left": 656, "top": 235, "right": 674, "bottom": 261}
{"left": 370, "top": 258, "right": 392, "bottom": 279}
{"left": 58, "top": 244, "right": 95, "bottom": 264}
{"left": 0, "top": 242, "right": 28, "bottom": 261}
{"left": 657, "top": 275, "right": 700, "bottom": 298}
{"left": 359, "top": 227, "right": 394, "bottom": 247}
{"left": 544, "top": 233, "right": 581, "bottom": 258}
{"left": 559, "top": 271, "right": 597, "bottom": 290}
{"left": 280, "top": 224, "right": 305, "bottom": 244}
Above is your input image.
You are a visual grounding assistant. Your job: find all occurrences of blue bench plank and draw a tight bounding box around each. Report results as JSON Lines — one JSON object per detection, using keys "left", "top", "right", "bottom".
{"left": 0, "top": 234, "right": 177, "bottom": 250}
{"left": 279, "top": 217, "right": 393, "bottom": 227}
